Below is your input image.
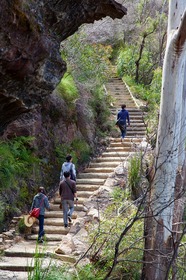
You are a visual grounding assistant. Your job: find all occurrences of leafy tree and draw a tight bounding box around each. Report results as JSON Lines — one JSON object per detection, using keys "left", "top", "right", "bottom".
{"left": 117, "top": 0, "right": 167, "bottom": 85}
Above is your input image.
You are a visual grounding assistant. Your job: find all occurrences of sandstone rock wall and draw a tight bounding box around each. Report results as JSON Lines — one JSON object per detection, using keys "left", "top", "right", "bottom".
{"left": 0, "top": 0, "right": 126, "bottom": 133}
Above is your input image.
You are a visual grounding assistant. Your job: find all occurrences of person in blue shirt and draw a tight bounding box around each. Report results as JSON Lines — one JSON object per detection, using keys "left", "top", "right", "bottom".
{"left": 116, "top": 104, "right": 130, "bottom": 141}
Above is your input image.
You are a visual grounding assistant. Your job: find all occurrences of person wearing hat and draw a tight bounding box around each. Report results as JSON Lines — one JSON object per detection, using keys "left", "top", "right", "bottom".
{"left": 60, "top": 154, "right": 76, "bottom": 181}
{"left": 30, "top": 187, "right": 50, "bottom": 243}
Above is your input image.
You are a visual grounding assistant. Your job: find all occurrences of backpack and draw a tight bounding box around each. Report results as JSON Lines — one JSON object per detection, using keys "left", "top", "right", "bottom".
{"left": 69, "top": 163, "right": 76, "bottom": 181}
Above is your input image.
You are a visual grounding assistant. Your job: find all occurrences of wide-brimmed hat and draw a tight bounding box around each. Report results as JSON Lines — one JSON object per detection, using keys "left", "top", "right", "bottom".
{"left": 24, "top": 215, "right": 36, "bottom": 227}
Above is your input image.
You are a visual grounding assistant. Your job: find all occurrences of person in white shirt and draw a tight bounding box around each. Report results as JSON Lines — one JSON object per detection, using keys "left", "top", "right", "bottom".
{"left": 60, "top": 154, "right": 76, "bottom": 181}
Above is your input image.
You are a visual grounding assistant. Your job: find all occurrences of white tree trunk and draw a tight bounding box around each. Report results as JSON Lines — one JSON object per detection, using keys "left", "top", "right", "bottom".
{"left": 142, "top": 1, "right": 186, "bottom": 279}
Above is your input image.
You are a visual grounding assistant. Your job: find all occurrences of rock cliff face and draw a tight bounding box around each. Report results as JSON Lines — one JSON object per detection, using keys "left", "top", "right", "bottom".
{"left": 0, "top": 0, "right": 127, "bottom": 134}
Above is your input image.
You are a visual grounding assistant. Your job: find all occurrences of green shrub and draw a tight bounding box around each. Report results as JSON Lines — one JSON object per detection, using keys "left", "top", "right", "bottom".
{"left": 86, "top": 190, "right": 144, "bottom": 279}
{"left": 61, "top": 32, "right": 113, "bottom": 137}
{"left": 61, "top": 33, "right": 113, "bottom": 86}
{"left": 55, "top": 138, "right": 91, "bottom": 170}
{"left": 0, "top": 136, "right": 40, "bottom": 230}
{"left": 89, "top": 86, "right": 112, "bottom": 135}
{"left": 128, "top": 154, "right": 142, "bottom": 200}
{"left": 17, "top": 217, "right": 27, "bottom": 234}
{"left": 57, "top": 72, "right": 79, "bottom": 104}
{"left": 117, "top": 47, "right": 137, "bottom": 78}
{"left": 71, "top": 138, "right": 91, "bottom": 164}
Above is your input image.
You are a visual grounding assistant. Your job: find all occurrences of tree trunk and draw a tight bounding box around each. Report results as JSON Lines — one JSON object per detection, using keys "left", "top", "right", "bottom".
{"left": 142, "top": 1, "right": 186, "bottom": 279}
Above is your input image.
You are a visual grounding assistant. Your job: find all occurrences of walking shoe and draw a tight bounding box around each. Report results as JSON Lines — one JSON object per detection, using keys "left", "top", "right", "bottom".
{"left": 64, "top": 224, "right": 68, "bottom": 228}
{"left": 68, "top": 215, "right": 72, "bottom": 223}
{"left": 37, "top": 239, "right": 44, "bottom": 244}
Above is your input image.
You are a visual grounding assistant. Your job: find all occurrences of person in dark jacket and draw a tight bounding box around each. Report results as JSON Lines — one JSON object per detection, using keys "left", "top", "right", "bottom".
{"left": 59, "top": 171, "right": 78, "bottom": 228}
{"left": 30, "top": 187, "right": 50, "bottom": 243}
{"left": 116, "top": 104, "right": 130, "bottom": 141}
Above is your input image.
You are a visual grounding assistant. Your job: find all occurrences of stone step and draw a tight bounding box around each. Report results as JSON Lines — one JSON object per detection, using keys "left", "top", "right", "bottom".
{"left": 128, "top": 126, "right": 146, "bottom": 131}
{"left": 91, "top": 156, "right": 128, "bottom": 162}
{"left": 106, "top": 147, "right": 133, "bottom": 152}
{"left": 110, "top": 141, "right": 141, "bottom": 147}
{"left": 13, "top": 240, "right": 77, "bottom": 261}
{"left": 50, "top": 203, "right": 85, "bottom": 212}
{"left": 127, "top": 131, "right": 146, "bottom": 136}
{"left": 78, "top": 172, "right": 111, "bottom": 179}
{"left": 45, "top": 211, "right": 77, "bottom": 218}
{"left": 89, "top": 162, "right": 121, "bottom": 168}
{"left": 111, "top": 114, "right": 144, "bottom": 120}
{"left": 0, "top": 257, "right": 34, "bottom": 271}
{"left": 0, "top": 253, "right": 76, "bottom": 274}
{"left": 112, "top": 97, "right": 133, "bottom": 101}
{"left": 54, "top": 190, "right": 93, "bottom": 199}
{"left": 0, "top": 271, "right": 28, "bottom": 279}
{"left": 113, "top": 100, "right": 135, "bottom": 104}
{"left": 27, "top": 234, "right": 65, "bottom": 241}
{"left": 52, "top": 196, "right": 85, "bottom": 205}
{"left": 107, "top": 86, "right": 129, "bottom": 90}
{"left": 113, "top": 100, "right": 134, "bottom": 104}
{"left": 130, "top": 122, "right": 145, "bottom": 126}
{"left": 44, "top": 218, "right": 67, "bottom": 226}
{"left": 112, "top": 108, "right": 144, "bottom": 113}
{"left": 111, "top": 94, "right": 132, "bottom": 98}
{"left": 34, "top": 217, "right": 75, "bottom": 227}
{"left": 111, "top": 95, "right": 132, "bottom": 98}
{"left": 52, "top": 196, "right": 84, "bottom": 204}
{"left": 111, "top": 109, "right": 144, "bottom": 115}
{"left": 101, "top": 151, "right": 134, "bottom": 157}
{"left": 77, "top": 190, "right": 96, "bottom": 197}
{"left": 113, "top": 102, "right": 135, "bottom": 106}
{"left": 76, "top": 178, "right": 105, "bottom": 185}
{"left": 112, "top": 117, "right": 144, "bottom": 122}
{"left": 114, "top": 113, "right": 144, "bottom": 118}
{"left": 4, "top": 241, "right": 56, "bottom": 257}
{"left": 75, "top": 184, "right": 100, "bottom": 191}
{"left": 84, "top": 167, "right": 114, "bottom": 173}
{"left": 109, "top": 137, "right": 143, "bottom": 142}
{"left": 127, "top": 130, "right": 146, "bottom": 134}
{"left": 128, "top": 119, "right": 145, "bottom": 124}
{"left": 32, "top": 225, "right": 69, "bottom": 234}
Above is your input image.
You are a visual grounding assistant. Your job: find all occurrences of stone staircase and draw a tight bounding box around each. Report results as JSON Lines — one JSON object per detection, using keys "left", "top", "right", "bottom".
{"left": 0, "top": 77, "right": 146, "bottom": 279}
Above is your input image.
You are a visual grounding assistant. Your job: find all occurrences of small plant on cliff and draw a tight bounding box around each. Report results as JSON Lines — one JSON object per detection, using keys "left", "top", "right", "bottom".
{"left": 55, "top": 138, "right": 91, "bottom": 170}
{"left": 57, "top": 72, "right": 79, "bottom": 105}
{"left": 71, "top": 138, "right": 91, "bottom": 165}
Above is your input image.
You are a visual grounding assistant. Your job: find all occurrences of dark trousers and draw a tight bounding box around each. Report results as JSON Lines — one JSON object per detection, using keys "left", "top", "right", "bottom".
{"left": 38, "top": 215, "right": 45, "bottom": 240}
{"left": 118, "top": 120, "right": 127, "bottom": 139}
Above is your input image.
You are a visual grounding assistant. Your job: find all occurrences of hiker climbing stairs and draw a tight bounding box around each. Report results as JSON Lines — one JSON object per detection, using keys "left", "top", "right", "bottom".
{"left": 107, "top": 77, "right": 146, "bottom": 137}
{"left": 0, "top": 76, "right": 147, "bottom": 279}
